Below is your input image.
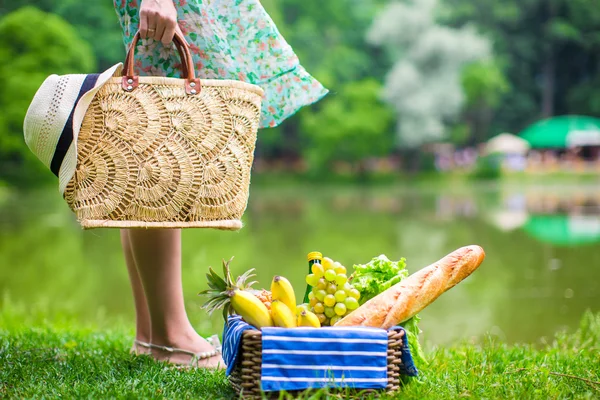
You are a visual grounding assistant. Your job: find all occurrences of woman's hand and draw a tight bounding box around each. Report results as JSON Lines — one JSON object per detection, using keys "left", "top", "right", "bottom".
{"left": 139, "top": 0, "right": 179, "bottom": 45}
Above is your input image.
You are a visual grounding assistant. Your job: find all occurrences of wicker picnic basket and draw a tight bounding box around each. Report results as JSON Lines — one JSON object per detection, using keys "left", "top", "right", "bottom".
{"left": 229, "top": 328, "right": 406, "bottom": 399}
{"left": 63, "top": 31, "right": 264, "bottom": 230}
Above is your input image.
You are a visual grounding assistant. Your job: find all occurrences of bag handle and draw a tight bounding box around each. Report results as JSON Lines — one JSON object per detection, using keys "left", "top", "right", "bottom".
{"left": 121, "top": 30, "right": 200, "bottom": 95}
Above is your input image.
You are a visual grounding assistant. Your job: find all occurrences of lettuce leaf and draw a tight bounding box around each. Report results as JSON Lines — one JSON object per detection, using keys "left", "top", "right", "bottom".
{"left": 400, "top": 315, "right": 428, "bottom": 366}
{"left": 350, "top": 254, "right": 427, "bottom": 366}
{"left": 351, "top": 254, "right": 408, "bottom": 305}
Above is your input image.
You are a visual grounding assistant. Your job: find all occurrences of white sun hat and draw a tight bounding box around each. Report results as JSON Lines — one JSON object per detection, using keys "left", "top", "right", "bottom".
{"left": 23, "top": 63, "right": 123, "bottom": 193}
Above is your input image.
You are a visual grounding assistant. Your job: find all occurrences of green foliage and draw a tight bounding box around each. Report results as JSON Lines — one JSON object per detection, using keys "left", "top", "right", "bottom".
{"left": 441, "top": 0, "right": 600, "bottom": 133}
{"left": 368, "top": 0, "right": 492, "bottom": 147}
{"left": 53, "top": 0, "right": 124, "bottom": 70}
{"left": 258, "top": 0, "right": 391, "bottom": 162}
{"left": 0, "top": 7, "right": 95, "bottom": 185}
{"left": 462, "top": 60, "right": 510, "bottom": 109}
{"left": 300, "top": 79, "right": 394, "bottom": 176}
{"left": 277, "top": 0, "right": 388, "bottom": 87}
{"left": 471, "top": 153, "right": 502, "bottom": 180}
{"left": 1, "top": 1, "right": 123, "bottom": 70}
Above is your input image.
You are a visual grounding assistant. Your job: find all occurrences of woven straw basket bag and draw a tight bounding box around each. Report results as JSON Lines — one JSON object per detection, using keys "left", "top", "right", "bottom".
{"left": 63, "top": 32, "right": 263, "bottom": 230}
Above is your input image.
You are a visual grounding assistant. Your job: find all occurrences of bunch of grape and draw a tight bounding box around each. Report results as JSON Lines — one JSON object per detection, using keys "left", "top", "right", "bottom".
{"left": 305, "top": 257, "right": 360, "bottom": 326}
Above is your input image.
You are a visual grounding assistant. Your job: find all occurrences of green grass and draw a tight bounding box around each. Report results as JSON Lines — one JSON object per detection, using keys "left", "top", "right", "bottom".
{"left": 1, "top": 307, "right": 599, "bottom": 399}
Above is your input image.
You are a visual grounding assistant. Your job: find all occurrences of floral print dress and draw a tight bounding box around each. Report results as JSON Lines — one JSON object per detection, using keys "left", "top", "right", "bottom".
{"left": 113, "top": 0, "right": 328, "bottom": 128}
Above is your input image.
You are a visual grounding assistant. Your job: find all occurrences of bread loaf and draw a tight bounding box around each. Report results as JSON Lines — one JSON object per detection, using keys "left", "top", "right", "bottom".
{"left": 334, "top": 245, "right": 485, "bottom": 329}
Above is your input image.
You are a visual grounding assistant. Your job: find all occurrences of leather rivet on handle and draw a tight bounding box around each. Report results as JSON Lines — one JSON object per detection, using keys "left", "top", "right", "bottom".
{"left": 127, "top": 85, "right": 133, "bottom": 91}
{"left": 190, "top": 82, "right": 196, "bottom": 87}
{"left": 127, "top": 78, "right": 133, "bottom": 84}
{"left": 190, "top": 89, "right": 197, "bottom": 94}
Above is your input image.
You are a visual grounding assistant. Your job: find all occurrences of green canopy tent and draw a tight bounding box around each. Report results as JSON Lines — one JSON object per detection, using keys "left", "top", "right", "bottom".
{"left": 519, "top": 115, "right": 600, "bottom": 149}
{"left": 522, "top": 215, "right": 600, "bottom": 246}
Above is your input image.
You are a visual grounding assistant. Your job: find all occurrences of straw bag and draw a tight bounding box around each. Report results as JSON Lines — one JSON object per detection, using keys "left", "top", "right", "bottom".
{"left": 63, "top": 31, "right": 264, "bottom": 230}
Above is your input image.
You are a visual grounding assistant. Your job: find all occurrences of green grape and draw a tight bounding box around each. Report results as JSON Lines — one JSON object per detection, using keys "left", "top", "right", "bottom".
{"left": 349, "top": 289, "right": 360, "bottom": 300}
{"left": 309, "top": 297, "right": 318, "bottom": 307}
{"left": 316, "top": 278, "right": 327, "bottom": 290}
{"left": 344, "top": 297, "right": 359, "bottom": 310}
{"left": 322, "top": 257, "right": 335, "bottom": 270}
{"left": 315, "top": 289, "right": 326, "bottom": 302}
{"left": 316, "top": 313, "right": 327, "bottom": 324}
{"left": 326, "top": 283, "right": 337, "bottom": 294}
{"left": 334, "top": 290, "right": 347, "bottom": 302}
{"left": 343, "top": 283, "right": 352, "bottom": 292}
{"left": 323, "top": 318, "right": 331, "bottom": 326}
{"left": 335, "top": 274, "right": 348, "bottom": 286}
{"left": 311, "top": 262, "right": 324, "bottom": 277}
{"left": 324, "top": 269, "right": 337, "bottom": 282}
{"left": 324, "top": 307, "right": 336, "bottom": 318}
{"left": 313, "top": 302, "right": 325, "bottom": 314}
{"left": 330, "top": 315, "right": 342, "bottom": 326}
{"left": 334, "top": 262, "right": 347, "bottom": 275}
{"left": 305, "top": 274, "right": 318, "bottom": 286}
{"left": 308, "top": 291, "right": 315, "bottom": 300}
{"left": 334, "top": 303, "right": 347, "bottom": 316}
{"left": 324, "top": 294, "right": 336, "bottom": 307}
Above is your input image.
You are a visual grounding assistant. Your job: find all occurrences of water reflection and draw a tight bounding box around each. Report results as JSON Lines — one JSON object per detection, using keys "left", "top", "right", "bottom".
{"left": 0, "top": 183, "right": 598, "bottom": 349}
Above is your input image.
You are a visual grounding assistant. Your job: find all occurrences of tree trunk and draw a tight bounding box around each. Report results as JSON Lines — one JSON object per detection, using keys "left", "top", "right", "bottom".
{"left": 541, "top": 0, "right": 556, "bottom": 118}
{"left": 541, "top": 52, "right": 555, "bottom": 118}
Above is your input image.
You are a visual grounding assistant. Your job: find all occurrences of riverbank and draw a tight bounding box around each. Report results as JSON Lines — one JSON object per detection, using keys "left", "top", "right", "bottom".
{"left": 2, "top": 307, "right": 598, "bottom": 399}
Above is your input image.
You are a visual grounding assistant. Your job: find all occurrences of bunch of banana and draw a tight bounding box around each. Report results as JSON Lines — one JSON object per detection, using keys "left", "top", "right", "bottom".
{"left": 199, "top": 259, "right": 321, "bottom": 329}
{"left": 270, "top": 276, "right": 297, "bottom": 327}
{"left": 270, "top": 276, "right": 321, "bottom": 328}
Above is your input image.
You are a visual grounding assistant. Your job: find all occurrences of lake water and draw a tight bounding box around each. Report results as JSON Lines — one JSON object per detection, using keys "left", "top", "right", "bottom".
{"left": 1, "top": 181, "right": 598, "bottom": 348}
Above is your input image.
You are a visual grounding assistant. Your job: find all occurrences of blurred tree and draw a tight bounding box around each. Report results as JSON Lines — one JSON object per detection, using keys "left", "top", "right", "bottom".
{"left": 299, "top": 79, "right": 394, "bottom": 177}
{"left": 367, "top": 0, "right": 491, "bottom": 148}
{"left": 461, "top": 60, "right": 510, "bottom": 143}
{"left": 0, "top": 7, "right": 95, "bottom": 185}
{"left": 440, "top": 0, "right": 600, "bottom": 134}
{"left": 259, "top": 0, "right": 391, "bottom": 162}
{"left": 1, "top": 1, "right": 123, "bottom": 70}
{"left": 54, "top": 0, "right": 124, "bottom": 69}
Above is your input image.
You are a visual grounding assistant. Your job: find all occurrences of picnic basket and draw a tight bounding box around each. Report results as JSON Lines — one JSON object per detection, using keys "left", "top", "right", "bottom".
{"left": 229, "top": 328, "right": 407, "bottom": 399}
{"left": 63, "top": 31, "right": 264, "bottom": 230}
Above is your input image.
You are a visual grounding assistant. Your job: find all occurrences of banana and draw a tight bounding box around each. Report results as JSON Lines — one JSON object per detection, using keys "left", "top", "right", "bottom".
{"left": 271, "top": 275, "right": 297, "bottom": 313}
{"left": 297, "top": 310, "right": 321, "bottom": 327}
{"left": 271, "top": 300, "right": 297, "bottom": 328}
{"left": 230, "top": 290, "right": 274, "bottom": 328}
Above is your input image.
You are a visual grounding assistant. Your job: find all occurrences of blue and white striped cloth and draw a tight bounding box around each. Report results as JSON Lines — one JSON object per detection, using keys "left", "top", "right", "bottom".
{"left": 222, "top": 315, "right": 418, "bottom": 392}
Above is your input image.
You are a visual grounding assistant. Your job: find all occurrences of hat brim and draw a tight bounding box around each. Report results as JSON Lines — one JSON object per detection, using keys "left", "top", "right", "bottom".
{"left": 58, "top": 63, "right": 123, "bottom": 194}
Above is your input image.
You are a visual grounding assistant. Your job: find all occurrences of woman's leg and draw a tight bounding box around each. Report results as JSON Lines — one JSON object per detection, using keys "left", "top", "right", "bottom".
{"left": 126, "top": 228, "right": 223, "bottom": 367}
{"left": 120, "top": 230, "right": 151, "bottom": 353}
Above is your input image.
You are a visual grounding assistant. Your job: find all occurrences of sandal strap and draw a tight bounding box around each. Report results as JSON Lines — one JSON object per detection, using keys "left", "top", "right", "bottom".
{"left": 133, "top": 337, "right": 222, "bottom": 363}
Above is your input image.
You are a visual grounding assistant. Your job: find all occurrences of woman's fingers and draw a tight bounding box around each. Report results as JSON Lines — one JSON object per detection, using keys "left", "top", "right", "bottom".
{"left": 154, "top": 18, "right": 166, "bottom": 42}
{"left": 138, "top": 1, "right": 178, "bottom": 44}
{"left": 139, "top": 9, "right": 150, "bottom": 39}
{"left": 161, "top": 22, "right": 177, "bottom": 45}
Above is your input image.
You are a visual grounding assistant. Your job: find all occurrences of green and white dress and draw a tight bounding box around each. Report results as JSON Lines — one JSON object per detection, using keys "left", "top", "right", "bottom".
{"left": 113, "top": 0, "right": 328, "bottom": 128}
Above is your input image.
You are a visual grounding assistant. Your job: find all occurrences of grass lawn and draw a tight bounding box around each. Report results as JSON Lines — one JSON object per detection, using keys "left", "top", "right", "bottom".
{"left": 1, "top": 307, "right": 599, "bottom": 399}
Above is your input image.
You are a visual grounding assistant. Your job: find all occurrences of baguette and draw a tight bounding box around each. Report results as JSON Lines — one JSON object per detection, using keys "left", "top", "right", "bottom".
{"left": 334, "top": 245, "right": 485, "bottom": 329}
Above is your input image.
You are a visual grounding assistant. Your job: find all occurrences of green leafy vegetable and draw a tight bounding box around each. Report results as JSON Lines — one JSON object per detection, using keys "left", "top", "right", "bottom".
{"left": 350, "top": 254, "right": 408, "bottom": 304}
{"left": 400, "top": 315, "right": 428, "bottom": 366}
{"left": 350, "top": 254, "right": 427, "bottom": 366}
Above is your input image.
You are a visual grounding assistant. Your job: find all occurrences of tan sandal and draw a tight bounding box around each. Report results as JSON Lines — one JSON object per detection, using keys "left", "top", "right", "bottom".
{"left": 131, "top": 340, "right": 152, "bottom": 355}
{"left": 133, "top": 335, "right": 224, "bottom": 369}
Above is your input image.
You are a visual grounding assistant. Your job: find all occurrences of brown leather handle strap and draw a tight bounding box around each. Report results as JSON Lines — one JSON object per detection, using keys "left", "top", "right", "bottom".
{"left": 121, "top": 30, "right": 200, "bottom": 95}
